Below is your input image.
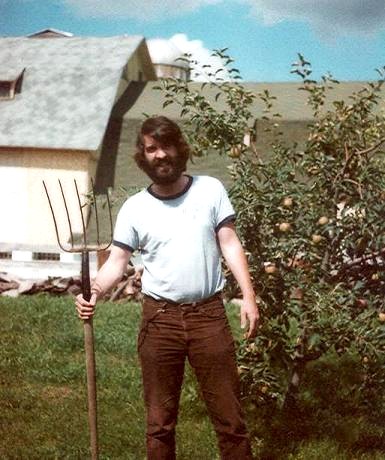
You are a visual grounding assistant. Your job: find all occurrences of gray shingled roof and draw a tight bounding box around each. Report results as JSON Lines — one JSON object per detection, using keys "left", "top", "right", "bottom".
{"left": 0, "top": 35, "right": 145, "bottom": 150}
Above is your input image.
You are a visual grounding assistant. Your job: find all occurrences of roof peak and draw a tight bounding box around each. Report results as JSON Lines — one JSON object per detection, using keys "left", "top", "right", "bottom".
{"left": 27, "top": 28, "right": 74, "bottom": 38}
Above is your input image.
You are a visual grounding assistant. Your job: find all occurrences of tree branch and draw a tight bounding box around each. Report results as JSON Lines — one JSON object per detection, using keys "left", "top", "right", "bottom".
{"left": 356, "top": 137, "right": 385, "bottom": 157}
{"left": 333, "top": 248, "right": 385, "bottom": 278}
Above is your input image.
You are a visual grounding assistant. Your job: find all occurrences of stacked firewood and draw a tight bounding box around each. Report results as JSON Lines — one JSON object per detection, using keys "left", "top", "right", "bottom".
{"left": 0, "top": 265, "right": 143, "bottom": 302}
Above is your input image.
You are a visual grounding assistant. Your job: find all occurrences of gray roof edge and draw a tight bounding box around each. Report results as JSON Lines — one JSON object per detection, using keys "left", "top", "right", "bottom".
{"left": 2, "top": 34, "right": 145, "bottom": 43}
{"left": 0, "top": 144, "right": 96, "bottom": 152}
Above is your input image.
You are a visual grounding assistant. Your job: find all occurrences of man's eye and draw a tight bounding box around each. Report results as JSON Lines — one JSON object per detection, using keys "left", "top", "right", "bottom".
{"left": 146, "top": 146, "right": 157, "bottom": 153}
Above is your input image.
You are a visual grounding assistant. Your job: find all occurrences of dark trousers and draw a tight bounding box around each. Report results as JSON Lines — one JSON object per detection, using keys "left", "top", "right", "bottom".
{"left": 138, "top": 294, "right": 253, "bottom": 460}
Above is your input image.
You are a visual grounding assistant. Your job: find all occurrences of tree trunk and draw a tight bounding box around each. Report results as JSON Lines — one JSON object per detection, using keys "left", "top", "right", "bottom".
{"left": 282, "top": 360, "right": 306, "bottom": 413}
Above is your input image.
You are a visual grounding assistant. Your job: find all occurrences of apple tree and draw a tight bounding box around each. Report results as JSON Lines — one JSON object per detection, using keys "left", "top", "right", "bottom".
{"left": 155, "top": 52, "right": 385, "bottom": 410}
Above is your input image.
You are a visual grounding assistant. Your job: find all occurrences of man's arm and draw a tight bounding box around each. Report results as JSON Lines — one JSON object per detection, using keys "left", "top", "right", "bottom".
{"left": 75, "top": 245, "right": 132, "bottom": 320}
{"left": 217, "top": 222, "right": 259, "bottom": 338}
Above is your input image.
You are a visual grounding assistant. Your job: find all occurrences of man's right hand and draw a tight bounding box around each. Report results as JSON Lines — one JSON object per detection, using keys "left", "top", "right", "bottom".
{"left": 74, "top": 245, "right": 132, "bottom": 320}
{"left": 75, "top": 293, "right": 98, "bottom": 320}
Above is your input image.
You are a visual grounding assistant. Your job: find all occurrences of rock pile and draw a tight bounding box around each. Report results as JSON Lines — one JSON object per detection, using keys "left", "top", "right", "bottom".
{"left": 0, "top": 265, "right": 143, "bottom": 302}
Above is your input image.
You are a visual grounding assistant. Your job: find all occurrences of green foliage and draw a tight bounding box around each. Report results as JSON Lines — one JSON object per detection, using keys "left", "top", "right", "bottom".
{"left": 154, "top": 52, "right": 256, "bottom": 158}
{"left": 156, "top": 51, "right": 385, "bottom": 410}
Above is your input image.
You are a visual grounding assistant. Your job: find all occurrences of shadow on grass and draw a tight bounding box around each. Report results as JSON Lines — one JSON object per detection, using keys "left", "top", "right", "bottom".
{"left": 245, "top": 354, "right": 385, "bottom": 459}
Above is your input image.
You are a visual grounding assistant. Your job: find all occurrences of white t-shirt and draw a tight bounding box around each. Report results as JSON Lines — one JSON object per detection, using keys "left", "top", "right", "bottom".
{"left": 113, "top": 175, "right": 235, "bottom": 302}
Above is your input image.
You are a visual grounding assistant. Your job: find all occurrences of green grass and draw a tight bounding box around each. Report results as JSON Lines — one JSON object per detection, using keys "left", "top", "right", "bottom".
{"left": 0, "top": 295, "right": 222, "bottom": 460}
{"left": 1, "top": 295, "right": 384, "bottom": 459}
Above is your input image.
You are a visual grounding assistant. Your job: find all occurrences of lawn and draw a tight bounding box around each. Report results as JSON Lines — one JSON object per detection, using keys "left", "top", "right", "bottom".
{"left": 0, "top": 294, "right": 384, "bottom": 459}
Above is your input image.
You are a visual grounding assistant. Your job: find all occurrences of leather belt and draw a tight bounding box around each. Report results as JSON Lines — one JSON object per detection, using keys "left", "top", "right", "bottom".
{"left": 144, "top": 291, "right": 222, "bottom": 308}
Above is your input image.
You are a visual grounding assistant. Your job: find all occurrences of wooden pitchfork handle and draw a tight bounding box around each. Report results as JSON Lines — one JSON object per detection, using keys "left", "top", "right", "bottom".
{"left": 43, "top": 178, "right": 112, "bottom": 460}
{"left": 81, "top": 250, "right": 99, "bottom": 460}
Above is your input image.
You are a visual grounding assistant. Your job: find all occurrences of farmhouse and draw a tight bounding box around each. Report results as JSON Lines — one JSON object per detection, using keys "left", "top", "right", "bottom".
{"left": 0, "top": 30, "right": 156, "bottom": 278}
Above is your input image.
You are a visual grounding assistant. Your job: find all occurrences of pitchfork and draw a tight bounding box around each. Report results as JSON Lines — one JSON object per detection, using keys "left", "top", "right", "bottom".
{"left": 43, "top": 178, "right": 113, "bottom": 460}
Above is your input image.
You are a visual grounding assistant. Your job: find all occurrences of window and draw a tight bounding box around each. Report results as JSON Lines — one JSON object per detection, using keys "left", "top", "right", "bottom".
{"left": 0, "top": 81, "right": 12, "bottom": 100}
{"left": 33, "top": 252, "right": 60, "bottom": 261}
{"left": 0, "top": 69, "right": 25, "bottom": 100}
{"left": 0, "top": 252, "right": 12, "bottom": 259}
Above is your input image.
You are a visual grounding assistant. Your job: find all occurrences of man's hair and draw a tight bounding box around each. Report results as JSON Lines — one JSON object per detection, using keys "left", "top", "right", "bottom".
{"left": 134, "top": 116, "right": 190, "bottom": 170}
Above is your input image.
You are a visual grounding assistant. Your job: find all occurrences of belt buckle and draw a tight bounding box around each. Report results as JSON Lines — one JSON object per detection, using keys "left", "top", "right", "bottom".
{"left": 180, "top": 300, "right": 197, "bottom": 309}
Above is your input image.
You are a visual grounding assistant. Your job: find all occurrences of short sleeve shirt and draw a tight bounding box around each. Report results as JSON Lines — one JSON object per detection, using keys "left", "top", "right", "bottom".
{"left": 113, "top": 175, "right": 235, "bottom": 302}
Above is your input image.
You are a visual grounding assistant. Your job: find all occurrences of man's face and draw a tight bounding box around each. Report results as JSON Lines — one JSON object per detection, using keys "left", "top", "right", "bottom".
{"left": 141, "top": 134, "right": 184, "bottom": 185}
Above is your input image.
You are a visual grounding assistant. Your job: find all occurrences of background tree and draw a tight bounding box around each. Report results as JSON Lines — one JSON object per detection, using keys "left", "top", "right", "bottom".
{"left": 155, "top": 52, "right": 385, "bottom": 421}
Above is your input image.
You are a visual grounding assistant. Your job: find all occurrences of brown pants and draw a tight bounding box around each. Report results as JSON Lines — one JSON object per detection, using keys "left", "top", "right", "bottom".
{"left": 138, "top": 294, "right": 253, "bottom": 460}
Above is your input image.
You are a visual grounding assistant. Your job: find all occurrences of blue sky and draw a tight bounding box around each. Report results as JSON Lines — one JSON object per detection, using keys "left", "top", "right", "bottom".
{"left": 1, "top": 0, "right": 385, "bottom": 82}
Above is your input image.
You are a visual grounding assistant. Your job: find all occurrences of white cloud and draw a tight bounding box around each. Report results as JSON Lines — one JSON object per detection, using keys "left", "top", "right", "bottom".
{"left": 63, "top": 0, "right": 221, "bottom": 21}
{"left": 248, "top": 0, "right": 385, "bottom": 37}
{"left": 169, "top": 34, "right": 229, "bottom": 81}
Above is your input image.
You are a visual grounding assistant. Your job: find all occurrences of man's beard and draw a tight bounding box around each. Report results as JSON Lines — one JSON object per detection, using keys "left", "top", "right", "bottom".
{"left": 140, "top": 156, "right": 186, "bottom": 185}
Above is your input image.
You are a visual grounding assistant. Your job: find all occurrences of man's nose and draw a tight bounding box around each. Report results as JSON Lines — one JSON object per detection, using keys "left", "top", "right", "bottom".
{"left": 155, "top": 148, "right": 167, "bottom": 159}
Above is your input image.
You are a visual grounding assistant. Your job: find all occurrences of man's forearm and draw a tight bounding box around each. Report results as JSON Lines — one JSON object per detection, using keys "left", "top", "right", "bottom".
{"left": 91, "top": 247, "right": 131, "bottom": 299}
{"left": 91, "top": 264, "right": 124, "bottom": 299}
{"left": 218, "top": 226, "right": 260, "bottom": 337}
{"left": 221, "top": 239, "right": 255, "bottom": 300}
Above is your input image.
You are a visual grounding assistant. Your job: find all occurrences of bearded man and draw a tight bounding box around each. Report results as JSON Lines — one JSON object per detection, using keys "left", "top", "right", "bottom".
{"left": 76, "top": 116, "right": 259, "bottom": 460}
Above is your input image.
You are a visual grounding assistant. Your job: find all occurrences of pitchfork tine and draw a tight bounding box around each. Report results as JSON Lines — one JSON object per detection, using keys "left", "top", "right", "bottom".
{"left": 58, "top": 179, "right": 75, "bottom": 249}
{"left": 90, "top": 178, "right": 100, "bottom": 246}
{"left": 102, "top": 188, "right": 113, "bottom": 251}
{"left": 74, "top": 179, "right": 88, "bottom": 250}
{"left": 43, "top": 180, "right": 68, "bottom": 253}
